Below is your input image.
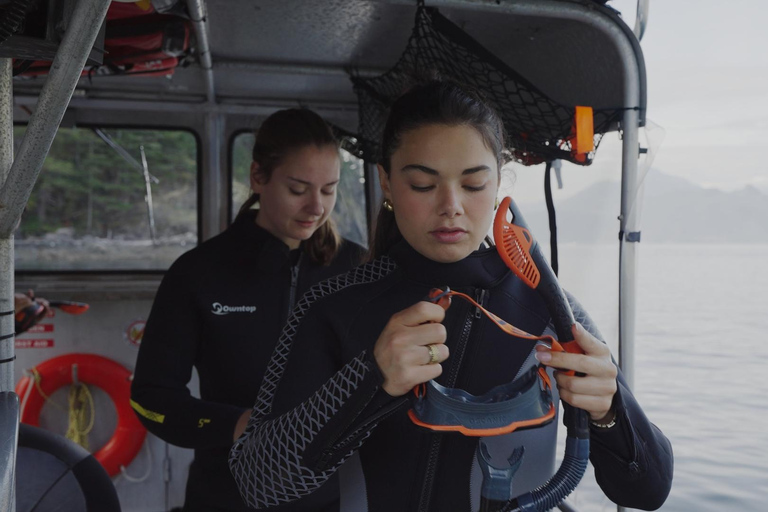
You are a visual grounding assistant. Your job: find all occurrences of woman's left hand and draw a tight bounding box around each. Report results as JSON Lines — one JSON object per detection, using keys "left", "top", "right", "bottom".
{"left": 534, "top": 323, "right": 618, "bottom": 423}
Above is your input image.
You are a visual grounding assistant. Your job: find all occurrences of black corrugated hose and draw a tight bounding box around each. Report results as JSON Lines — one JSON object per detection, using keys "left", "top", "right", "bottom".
{"left": 499, "top": 412, "right": 591, "bottom": 512}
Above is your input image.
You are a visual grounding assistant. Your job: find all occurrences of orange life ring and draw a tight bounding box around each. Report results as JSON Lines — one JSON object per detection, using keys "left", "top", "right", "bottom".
{"left": 15, "top": 353, "right": 147, "bottom": 477}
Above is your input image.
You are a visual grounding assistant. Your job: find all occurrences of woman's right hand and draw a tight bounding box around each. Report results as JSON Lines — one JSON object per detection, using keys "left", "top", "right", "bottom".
{"left": 234, "top": 410, "right": 250, "bottom": 442}
{"left": 373, "top": 301, "right": 449, "bottom": 396}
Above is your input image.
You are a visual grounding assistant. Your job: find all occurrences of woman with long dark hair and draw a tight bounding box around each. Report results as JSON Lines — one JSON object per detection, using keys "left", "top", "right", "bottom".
{"left": 131, "top": 108, "right": 365, "bottom": 511}
{"left": 229, "top": 81, "right": 673, "bottom": 512}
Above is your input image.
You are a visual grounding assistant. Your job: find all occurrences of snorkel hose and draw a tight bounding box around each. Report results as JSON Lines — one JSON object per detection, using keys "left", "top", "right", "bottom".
{"left": 490, "top": 196, "right": 590, "bottom": 512}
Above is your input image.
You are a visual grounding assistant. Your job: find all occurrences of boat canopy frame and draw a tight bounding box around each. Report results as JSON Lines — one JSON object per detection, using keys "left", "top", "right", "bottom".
{"left": 0, "top": 1, "right": 646, "bottom": 511}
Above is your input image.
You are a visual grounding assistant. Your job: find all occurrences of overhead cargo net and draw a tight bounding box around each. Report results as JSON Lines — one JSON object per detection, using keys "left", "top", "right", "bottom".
{"left": 350, "top": 0, "right": 622, "bottom": 166}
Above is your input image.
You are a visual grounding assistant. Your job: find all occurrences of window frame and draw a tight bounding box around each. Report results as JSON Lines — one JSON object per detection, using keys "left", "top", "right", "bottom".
{"left": 12, "top": 122, "right": 203, "bottom": 276}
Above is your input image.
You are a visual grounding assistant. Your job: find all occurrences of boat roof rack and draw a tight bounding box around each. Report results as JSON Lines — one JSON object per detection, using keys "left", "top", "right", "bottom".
{"left": 12, "top": 0, "right": 646, "bottom": 145}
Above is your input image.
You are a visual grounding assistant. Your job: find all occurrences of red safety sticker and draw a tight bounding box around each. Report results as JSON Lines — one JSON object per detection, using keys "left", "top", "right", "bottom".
{"left": 24, "top": 324, "right": 54, "bottom": 334}
{"left": 15, "top": 339, "right": 55, "bottom": 349}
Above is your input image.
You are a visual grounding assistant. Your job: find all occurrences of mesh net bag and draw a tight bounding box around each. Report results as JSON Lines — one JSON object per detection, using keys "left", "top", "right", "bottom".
{"left": 350, "top": 0, "right": 625, "bottom": 166}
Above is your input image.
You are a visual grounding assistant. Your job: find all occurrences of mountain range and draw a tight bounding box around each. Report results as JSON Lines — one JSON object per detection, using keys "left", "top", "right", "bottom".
{"left": 519, "top": 170, "right": 768, "bottom": 244}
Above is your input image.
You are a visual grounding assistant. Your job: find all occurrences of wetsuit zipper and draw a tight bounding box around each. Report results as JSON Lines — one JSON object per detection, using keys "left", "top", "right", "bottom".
{"left": 590, "top": 408, "right": 642, "bottom": 476}
{"left": 288, "top": 255, "right": 301, "bottom": 314}
{"left": 326, "top": 396, "right": 409, "bottom": 464}
{"left": 418, "top": 288, "right": 486, "bottom": 512}
{"left": 475, "top": 289, "right": 487, "bottom": 319}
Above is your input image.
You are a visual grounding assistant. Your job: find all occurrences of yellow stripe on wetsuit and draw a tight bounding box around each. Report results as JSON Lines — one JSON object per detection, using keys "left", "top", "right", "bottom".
{"left": 130, "top": 399, "right": 165, "bottom": 424}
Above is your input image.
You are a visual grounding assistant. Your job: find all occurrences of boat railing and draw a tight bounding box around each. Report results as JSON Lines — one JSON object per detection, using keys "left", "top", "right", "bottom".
{"left": 0, "top": 392, "right": 19, "bottom": 512}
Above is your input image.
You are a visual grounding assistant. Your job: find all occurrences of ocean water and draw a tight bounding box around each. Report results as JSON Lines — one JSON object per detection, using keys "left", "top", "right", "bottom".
{"left": 556, "top": 244, "right": 768, "bottom": 512}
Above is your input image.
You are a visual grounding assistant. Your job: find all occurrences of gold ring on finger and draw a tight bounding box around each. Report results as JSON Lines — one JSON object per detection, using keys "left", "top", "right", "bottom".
{"left": 426, "top": 344, "right": 440, "bottom": 365}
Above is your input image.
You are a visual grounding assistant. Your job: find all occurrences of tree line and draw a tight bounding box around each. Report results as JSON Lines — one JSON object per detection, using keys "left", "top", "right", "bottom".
{"left": 15, "top": 126, "right": 198, "bottom": 240}
{"left": 17, "top": 127, "right": 368, "bottom": 247}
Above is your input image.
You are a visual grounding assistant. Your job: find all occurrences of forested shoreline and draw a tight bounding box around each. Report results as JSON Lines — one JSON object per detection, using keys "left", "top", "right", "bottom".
{"left": 15, "top": 126, "right": 367, "bottom": 271}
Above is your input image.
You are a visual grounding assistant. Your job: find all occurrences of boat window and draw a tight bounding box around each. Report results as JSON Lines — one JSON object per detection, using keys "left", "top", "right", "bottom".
{"left": 13, "top": 126, "right": 199, "bottom": 271}
{"left": 230, "top": 132, "right": 368, "bottom": 247}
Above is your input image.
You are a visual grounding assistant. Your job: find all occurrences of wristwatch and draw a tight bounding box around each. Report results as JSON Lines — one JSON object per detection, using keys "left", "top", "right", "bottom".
{"left": 590, "top": 409, "right": 617, "bottom": 429}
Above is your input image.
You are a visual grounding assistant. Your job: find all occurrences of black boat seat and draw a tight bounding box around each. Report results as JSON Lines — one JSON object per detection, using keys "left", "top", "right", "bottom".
{"left": 16, "top": 423, "right": 120, "bottom": 512}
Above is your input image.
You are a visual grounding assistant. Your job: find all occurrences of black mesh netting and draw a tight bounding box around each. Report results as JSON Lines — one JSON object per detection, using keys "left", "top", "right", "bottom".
{"left": 349, "top": 1, "right": 625, "bottom": 166}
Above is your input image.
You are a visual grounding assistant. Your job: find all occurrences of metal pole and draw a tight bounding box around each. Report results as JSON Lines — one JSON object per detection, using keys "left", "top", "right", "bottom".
{"left": 615, "top": 19, "right": 643, "bottom": 395}
{"left": 618, "top": 109, "right": 640, "bottom": 392}
{"left": 0, "top": 57, "right": 14, "bottom": 393}
{"left": 202, "top": 111, "right": 225, "bottom": 239}
{"left": 617, "top": 13, "right": 643, "bottom": 512}
{"left": 14, "top": 95, "right": 360, "bottom": 116}
{"left": 0, "top": 0, "right": 112, "bottom": 237}
{"left": 364, "top": 162, "right": 382, "bottom": 233}
{"left": 92, "top": 127, "right": 159, "bottom": 182}
{"left": 634, "top": 0, "right": 650, "bottom": 41}
{"left": 0, "top": 56, "right": 17, "bottom": 512}
{"left": 0, "top": 0, "right": 110, "bottom": 505}
{"left": 0, "top": 393, "right": 19, "bottom": 512}
{"left": 140, "top": 146, "right": 157, "bottom": 244}
{"left": 618, "top": 133, "right": 638, "bottom": 512}
{"left": 186, "top": 0, "right": 227, "bottom": 238}
{"left": 186, "top": 0, "right": 215, "bottom": 104}
{"left": 213, "top": 60, "right": 386, "bottom": 78}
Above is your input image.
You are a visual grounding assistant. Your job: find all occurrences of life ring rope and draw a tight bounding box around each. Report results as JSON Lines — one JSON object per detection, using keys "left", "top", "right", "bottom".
{"left": 65, "top": 381, "right": 95, "bottom": 450}
{"left": 20, "top": 367, "right": 66, "bottom": 413}
{"left": 15, "top": 353, "right": 147, "bottom": 478}
{"left": 118, "top": 439, "right": 152, "bottom": 483}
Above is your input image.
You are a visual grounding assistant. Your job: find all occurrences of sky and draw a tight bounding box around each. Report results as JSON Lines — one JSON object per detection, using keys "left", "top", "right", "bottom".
{"left": 612, "top": 0, "right": 768, "bottom": 192}
{"left": 504, "top": 0, "right": 768, "bottom": 205}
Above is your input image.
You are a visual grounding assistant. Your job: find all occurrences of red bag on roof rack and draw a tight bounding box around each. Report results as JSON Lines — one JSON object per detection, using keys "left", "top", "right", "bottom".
{"left": 15, "top": 1, "right": 191, "bottom": 78}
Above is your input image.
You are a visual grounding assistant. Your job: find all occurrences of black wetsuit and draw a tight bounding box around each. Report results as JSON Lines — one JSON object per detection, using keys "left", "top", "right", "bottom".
{"left": 229, "top": 241, "right": 674, "bottom": 511}
{"left": 130, "top": 211, "right": 364, "bottom": 511}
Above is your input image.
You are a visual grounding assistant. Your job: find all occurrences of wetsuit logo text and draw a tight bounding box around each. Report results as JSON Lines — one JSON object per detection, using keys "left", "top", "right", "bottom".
{"left": 211, "top": 302, "right": 257, "bottom": 315}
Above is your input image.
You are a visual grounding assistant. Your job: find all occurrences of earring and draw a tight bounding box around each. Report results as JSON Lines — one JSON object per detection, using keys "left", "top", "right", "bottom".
{"left": 382, "top": 198, "right": 394, "bottom": 212}
{"left": 494, "top": 197, "right": 500, "bottom": 210}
